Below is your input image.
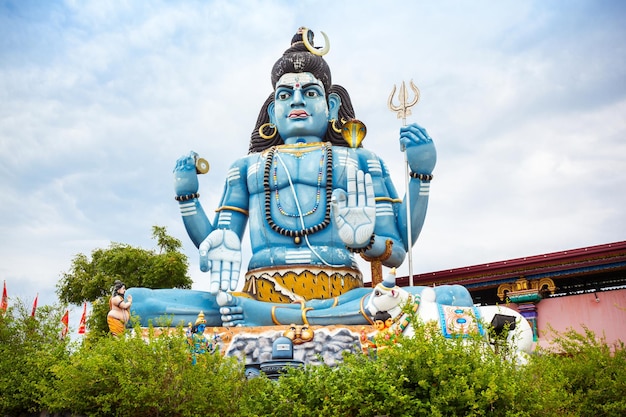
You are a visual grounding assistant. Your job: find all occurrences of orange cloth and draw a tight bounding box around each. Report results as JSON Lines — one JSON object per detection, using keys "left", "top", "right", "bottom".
{"left": 107, "top": 316, "right": 125, "bottom": 336}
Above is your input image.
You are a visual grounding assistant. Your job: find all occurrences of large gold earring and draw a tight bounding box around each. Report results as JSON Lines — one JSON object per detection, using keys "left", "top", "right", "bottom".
{"left": 330, "top": 119, "right": 343, "bottom": 134}
{"left": 259, "top": 123, "right": 277, "bottom": 140}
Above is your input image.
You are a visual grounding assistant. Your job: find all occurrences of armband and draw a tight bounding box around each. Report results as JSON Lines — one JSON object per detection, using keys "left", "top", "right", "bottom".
{"left": 175, "top": 193, "right": 200, "bottom": 202}
{"left": 215, "top": 205, "right": 249, "bottom": 216}
{"left": 409, "top": 172, "right": 433, "bottom": 181}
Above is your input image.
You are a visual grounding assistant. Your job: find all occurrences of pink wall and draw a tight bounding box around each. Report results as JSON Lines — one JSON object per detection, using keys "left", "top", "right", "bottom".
{"left": 531, "top": 289, "right": 626, "bottom": 349}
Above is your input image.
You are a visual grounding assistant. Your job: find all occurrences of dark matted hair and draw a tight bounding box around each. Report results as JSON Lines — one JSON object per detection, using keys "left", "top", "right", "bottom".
{"left": 248, "top": 29, "right": 356, "bottom": 153}
{"left": 111, "top": 280, "right": 126, "bottom": 297}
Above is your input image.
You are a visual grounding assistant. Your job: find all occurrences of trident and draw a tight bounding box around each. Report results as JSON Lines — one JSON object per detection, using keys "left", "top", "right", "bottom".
{"left": 388, "top": 80, "right": 420, "bottom": 286}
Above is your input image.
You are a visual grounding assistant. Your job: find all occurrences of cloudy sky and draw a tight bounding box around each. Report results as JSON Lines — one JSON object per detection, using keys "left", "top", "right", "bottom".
{"left": 2, "top": 0, "right": 625, "bottom": 320}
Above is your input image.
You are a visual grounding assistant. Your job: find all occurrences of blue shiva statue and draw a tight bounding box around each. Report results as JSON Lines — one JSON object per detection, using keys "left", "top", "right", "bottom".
{"left": 128, "top": 27, "right": 473, "bottom": 327}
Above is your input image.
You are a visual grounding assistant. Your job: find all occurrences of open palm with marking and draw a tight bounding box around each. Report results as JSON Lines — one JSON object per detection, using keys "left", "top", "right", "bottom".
{"left": 331, "top": 165, "right": 376, "bottom": 248}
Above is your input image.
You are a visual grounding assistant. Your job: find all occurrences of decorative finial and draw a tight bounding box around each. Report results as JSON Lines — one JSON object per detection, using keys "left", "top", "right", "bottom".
{"left": 382, "top": 268, "right": 397, "bottom": 288}
{"left": 195, "top": 311, "right": 207, "bottom": 326}
{"left": 388, "top": 80, "right": 420, "bottom": 126}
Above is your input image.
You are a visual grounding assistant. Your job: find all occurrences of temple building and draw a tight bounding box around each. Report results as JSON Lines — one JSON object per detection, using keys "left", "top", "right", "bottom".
{"left": 392, "top": 241, "right": 626, "bottom": 348}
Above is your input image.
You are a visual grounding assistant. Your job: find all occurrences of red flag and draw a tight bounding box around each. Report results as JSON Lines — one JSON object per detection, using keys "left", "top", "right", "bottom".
{"left": 1, "top": 281, "right": 7, "bottom": 312}
{"left": 78, "top": 302, "right": 87, "bottom": 334}
{"left": 61, "top": 310, "right": 69, "bottom": 338}
{"left": 30, "top": 293, "right": 38, "bottom": 317}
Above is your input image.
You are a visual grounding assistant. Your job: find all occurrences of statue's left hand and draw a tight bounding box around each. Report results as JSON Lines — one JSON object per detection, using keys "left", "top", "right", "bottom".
{"left": 198, "top": 230, "right": 242, "bottom": 295}
{"left": 331, "top": 165, "right": 376, "bottom": 247}
{"left": 400, "top": 123, "right": 437, "bottom": 174}
{"left": 174, "top": 151, "right": 200, "bottom": 197}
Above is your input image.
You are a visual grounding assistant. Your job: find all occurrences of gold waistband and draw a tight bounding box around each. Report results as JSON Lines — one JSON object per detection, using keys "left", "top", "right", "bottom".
{"left": 243, "top": 266, "right": 363, "bottom": 303}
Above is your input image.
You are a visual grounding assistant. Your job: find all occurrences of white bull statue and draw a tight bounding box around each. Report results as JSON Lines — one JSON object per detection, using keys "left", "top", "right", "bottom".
{"left": 366, "top": 270, "right": 534, "bottom": 363}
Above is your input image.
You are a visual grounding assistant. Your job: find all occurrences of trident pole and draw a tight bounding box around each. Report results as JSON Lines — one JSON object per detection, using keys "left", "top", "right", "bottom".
{"left": 388, "top": 80, "right": 420, "bottom": 286}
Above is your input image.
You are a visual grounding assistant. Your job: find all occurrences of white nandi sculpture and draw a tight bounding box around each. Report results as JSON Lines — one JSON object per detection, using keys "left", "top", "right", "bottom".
{"left": 366, "top": 270, "right": 534, "bottom": 363}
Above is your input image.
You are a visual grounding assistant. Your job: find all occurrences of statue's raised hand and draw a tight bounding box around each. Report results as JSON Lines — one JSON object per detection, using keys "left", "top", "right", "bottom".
{"left": 199, "top": 229, "right": 242, "bottom": 295}
{"left": 400, "top": 123, "right": 437, "bottom": 174}
{"left": 173, "top": 151, "right": 200, "bottom": 196}
{"left": 331, "top": 165, "right": 376, "bottom": 247}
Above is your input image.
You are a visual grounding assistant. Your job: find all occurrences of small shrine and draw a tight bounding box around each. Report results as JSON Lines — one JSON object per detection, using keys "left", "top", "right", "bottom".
{"left": 497, "top": 277, "right": 556, "bottom": 341}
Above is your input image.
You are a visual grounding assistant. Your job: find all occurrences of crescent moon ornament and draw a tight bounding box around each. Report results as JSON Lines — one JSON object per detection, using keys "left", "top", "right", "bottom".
{"left": 302, "top": 28, "right": 330, "bottom": 56}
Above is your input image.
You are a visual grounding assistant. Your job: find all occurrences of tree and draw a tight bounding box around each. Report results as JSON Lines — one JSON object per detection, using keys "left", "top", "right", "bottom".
{"left": 56, "top": 226, "right": 193, "bottom": 336}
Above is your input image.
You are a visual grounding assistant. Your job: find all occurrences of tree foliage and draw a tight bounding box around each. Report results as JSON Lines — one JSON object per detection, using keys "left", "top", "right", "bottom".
{"left": 56, "top": 226, "right": 192, "bottom": 305}
{"left": 55, "top": 226, "right": 193, "bottom": 337}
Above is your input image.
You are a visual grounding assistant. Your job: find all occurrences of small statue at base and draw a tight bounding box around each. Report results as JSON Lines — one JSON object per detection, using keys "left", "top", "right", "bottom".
{"left": 187, "top": 311, "right": 219, "bottom": 364}
{"left": 107, "top": 280, "right": 132, "bottom": 336}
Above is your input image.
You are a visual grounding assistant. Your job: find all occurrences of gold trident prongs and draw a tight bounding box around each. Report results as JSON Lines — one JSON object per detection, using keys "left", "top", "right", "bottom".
{"left": 387, "top": 79, "right": 420, "bottom": 286}
{"left": 388, "top": 80, "right": 420, "bottom": 125}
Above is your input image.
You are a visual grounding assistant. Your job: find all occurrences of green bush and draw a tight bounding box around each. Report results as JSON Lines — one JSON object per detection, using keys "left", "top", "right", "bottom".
{"left": 2, "top": 301, "right": 625, "bottom": 417}
{"left": 521, "top": 327, "right": 626, "bottom": 417}
{"left": 242, "top": 323, "right": 538, "bottom": 417}
{"left": 0, "top": 301, "right": 71, "bottom": 415}
{"left": 42, "top": 325, "right": 249, "bottom": 417}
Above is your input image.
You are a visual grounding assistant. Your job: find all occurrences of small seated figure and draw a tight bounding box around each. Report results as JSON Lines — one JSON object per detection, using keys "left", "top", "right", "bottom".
{"left": 360, "top": 310, "right": 397, "bottom": 354}
{"left": 188, "top": 311, "right": 215, "bottom": 365}
{"left": 107, "top": 280, "right": 132, "bottom": 336}
{"left": 373, "top": 311, "right": 394, "bottom": 333}
{"left": 372, "top": 310, "right": 399, "bottom": 349}
{"left": 128, "top": 27, "right": 474, "bottom": 328}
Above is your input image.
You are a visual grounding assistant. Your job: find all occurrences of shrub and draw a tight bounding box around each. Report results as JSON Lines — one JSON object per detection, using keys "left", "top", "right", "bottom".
{"left": 42, "top": 325, "right": 250, "bottom": 417}
{"left": 522, "top": 327, "right": 626, "bottom": 417}
{"left": 0, "top": 301, "right": 71, "bottom": 416}
{"left": 2, "top": 305, "right": 625, "bottom": 416}
{"left": 242, "top": 322, "right": 538, "bottom": 417}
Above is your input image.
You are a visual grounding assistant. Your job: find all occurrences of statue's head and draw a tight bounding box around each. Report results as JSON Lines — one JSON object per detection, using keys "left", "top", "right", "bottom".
{"left": 111, "top": 280, "right": 126, "bottom": 296}
{"left": 249, "top": 28, "right": 356, "bottom": 152}
{"left": 192, "top": 311, "right": 207, "bottom": 334}
{"left": 374, "top": 310, "right": 392, "bottom": 331}
{"left": 268, "top": 70, "right": 340, "bottom": 144}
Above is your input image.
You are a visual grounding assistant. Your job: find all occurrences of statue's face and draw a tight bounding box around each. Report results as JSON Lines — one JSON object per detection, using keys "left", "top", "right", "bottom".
{"left": 271, "top": 72, "right": 329, "bottom": 143}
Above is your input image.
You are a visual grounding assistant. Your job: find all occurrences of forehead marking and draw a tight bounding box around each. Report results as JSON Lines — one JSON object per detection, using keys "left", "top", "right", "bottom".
{"left": 276, "top": 72, "right": 322, "bottom": 88}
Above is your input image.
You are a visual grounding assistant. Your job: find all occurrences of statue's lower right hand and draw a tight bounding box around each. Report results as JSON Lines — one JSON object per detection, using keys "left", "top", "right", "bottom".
{"left": 174, "top": 151, "right": 200, "bottom": 196}
{"left": 199, "top": 230, "right": 242, "bottom": 295}
{"left": 331, "top": 165, "right": 376, "bottom": 247}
